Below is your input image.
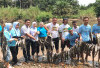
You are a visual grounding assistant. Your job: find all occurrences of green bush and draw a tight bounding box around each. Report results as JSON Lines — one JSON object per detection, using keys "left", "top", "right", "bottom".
{"left": 36, "top": 12, "right": 53, "bottom": 22}
{"left": 71, "top": 7, "right": 96, "bottom": 19}
{"left": 0, "top": 6, "right": 53, "bottom": 22}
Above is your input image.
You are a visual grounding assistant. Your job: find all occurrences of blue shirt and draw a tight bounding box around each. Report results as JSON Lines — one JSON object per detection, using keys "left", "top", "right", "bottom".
{"left": 65, "top": 32, "right": 79, "bottom": 46}
{"left": 10, "top": 28, "right": 21, "bottom": 37}
{"left": 92, "top": 24, "right": 100, "bottom": 38}
{"left": 37, "top": 27, "right": 47, "bottom": 37}
{"left": 9, "top": 28, "right": 21, "bottom": 47}
{"left": 4, "top": 30, "right": 16, "bottom": 47}
{"left": 4, "top": 23, "right": 16, "bottom": 47}
{"left": 79, "top": 24, "right": 91, "bottom": 42}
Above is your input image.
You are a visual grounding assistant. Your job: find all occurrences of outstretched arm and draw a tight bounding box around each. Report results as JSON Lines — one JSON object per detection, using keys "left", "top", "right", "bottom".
{"left": 26, "top": 33, "right": 36, "bottom": 41}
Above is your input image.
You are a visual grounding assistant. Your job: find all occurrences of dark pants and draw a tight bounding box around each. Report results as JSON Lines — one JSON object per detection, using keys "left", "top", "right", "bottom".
{"left": 61, "top": 40, "right": 70, "bottom": 50}
{"left": 53, "top": 37, "right": 59, "bottom": 51}
{"left": 93, "top": 38, "right": 97, "bottom": 44}
{"left": 31, "top": 41, "right": 39, "bottom": 56}
{"left": 23, "top": 47, "right": 27, "bottom": 60}
{"left": 85, "top": 41, "right": 92, "bottom": 44}
{"left": 39, "top": 37, "right": 48, "bottom": 52}
{"left": 10, "top": 46, "right": 18, "bottom": 64}
{"left": 25, "top": 39, "right": 32, "bottom": 60}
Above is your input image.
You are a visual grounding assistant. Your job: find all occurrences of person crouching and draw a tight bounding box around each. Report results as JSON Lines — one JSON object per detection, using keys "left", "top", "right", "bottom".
{"left": 62, "top": 27, "right": 80, "bottom": 48}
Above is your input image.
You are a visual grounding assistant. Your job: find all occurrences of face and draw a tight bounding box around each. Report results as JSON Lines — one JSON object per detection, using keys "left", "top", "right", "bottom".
{"left": 72, "top": 23, "right": 77, "bottom": 27}
{"left": 25, "top": 20, "right": 30, "bottom": 26}
{"left": 9, "top": 25, "right": 12, "bottom": 31}
{"left": 52, "top": 18, "right": 57, "bottom": 24}
{"left": 40, "top": 23, "right": 44, "bottom": 27}
{"left": 83, "top": 18, "right": 89, "bottom": 25}
{"left": 69, "top": 30, "right": 73, "bottom": 35}
{"left": 33, "top": 23, "right": 37, "bottom": 27}
{"left": 63, "top": 20, "right": 68, "bottom": 24}
{"left": 15, "top": 23, "right": 19, "bottom": 29}
{"left": 97, "top": 17, "right": 100, "bottom": 23}
{"left": 3, "top": 23, "right": 5, "bottom": 27}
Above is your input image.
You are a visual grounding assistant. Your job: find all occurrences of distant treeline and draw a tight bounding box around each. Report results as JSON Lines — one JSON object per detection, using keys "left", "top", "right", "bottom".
{"left": 0, "top": 0, "right": 100, "bottom": 20}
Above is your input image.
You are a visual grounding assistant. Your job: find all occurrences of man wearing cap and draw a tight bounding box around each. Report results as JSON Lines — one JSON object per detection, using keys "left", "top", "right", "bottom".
{"left": 62, "top": 27, "right": 80, "bottom": 48}
{"left": 59, "top": 18, "right": 70, "bottom": 51}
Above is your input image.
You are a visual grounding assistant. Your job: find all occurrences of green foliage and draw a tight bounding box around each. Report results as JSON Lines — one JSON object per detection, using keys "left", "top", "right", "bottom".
{"left": 79, "top": 7, "right": 95, "bottom": 17}
{"left": 94, "top": 0, "right": 100, "bottom": 17}
{"left": 0, "top": 6, "right": 52, "bottom": 22}
{"left": 95, "top": 5, "right": 100, "bottom": 17}
{"left": 0, "top": 7, "right": 20, "bottom": 21}
{"left": 0, "top": 0, "right": 12, "bottom": 7}
{"left": 36, "top": 12, "right": 53, "bottom": 22}
{"left": 33, "top": 0, "right": 56, "bottom": 11}
{"left": 32, "top": 0, "right": 79, "bottom": 18}
{"left": 0, "top": 0, "right": 98, "bottom": 20}
{"left": 71, "top": 7, "right": 96, "bottom": 19}
{"left": 52, "top": 0, "right": 79, "bottom": 17}
{"left": 52, "top": 1, "right": 72, "bottom": 17}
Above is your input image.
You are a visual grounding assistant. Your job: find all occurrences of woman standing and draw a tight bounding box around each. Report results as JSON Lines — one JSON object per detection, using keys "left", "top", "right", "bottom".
{"left": 4, "top": 23, "right": 17, "bottom": 68}
{"left": 10, "top": 22, "right": 20, "bottom": 65}
{"left": 37, "top": 22, "right": 48, "bottom": 57}
{"left": 30, "top": 22, "right": 39, "bottom": 61}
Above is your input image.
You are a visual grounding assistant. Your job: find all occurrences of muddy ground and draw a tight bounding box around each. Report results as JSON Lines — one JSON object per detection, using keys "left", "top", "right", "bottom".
{"left": 0, "top": 41, "right": 99, "bottom": 68}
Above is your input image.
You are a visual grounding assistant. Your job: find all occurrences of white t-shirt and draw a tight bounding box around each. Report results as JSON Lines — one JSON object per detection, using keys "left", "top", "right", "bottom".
{"left": 46, "top": 23, "right": 59, "bottom": 38}
{"left": 73, "top": 26, "right": 79, "bottom": 33}
{"left": 59, "top": 24, "right": 70, "bottom": 38}
{"left": 30, "top": 27, "right": 38, "bottom": 41}
{"left": 21, "top": 25, "right": 30, "bottom": 39}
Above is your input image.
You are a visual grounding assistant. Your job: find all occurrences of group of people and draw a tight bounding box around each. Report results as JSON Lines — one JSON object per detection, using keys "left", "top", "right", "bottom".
{"left": 1, "top": 16, "right": 100, "bottom": 68}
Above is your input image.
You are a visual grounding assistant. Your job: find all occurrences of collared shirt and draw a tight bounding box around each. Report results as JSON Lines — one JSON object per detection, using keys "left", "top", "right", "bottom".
{"left": 46, "top": 23, "right": 59, "bottom": 38}
{"left": 79, "top": 24, "right": 91, "bottom": 42}
{"left": 65, "top": 32, "right": 79, "bottom": 46}
{"left": 30, "top": 27, "right": 38, "bottom": 41}
{"left": 59, "top": 24, "right": 70, "bottom": 38}
{"left": 73, "top": 26, "right": 79, "bottom": 33}
{"left": 21, "top": 25, "right": 30, "bottom": 39}
{"left": 92, "top": 24, "right": 100, "bottom": 38}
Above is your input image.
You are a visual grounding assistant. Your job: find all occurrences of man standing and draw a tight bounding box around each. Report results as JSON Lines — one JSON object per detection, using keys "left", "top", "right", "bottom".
{"left": 92, "top": 16, "right": 100, "bottom": 44}
{"left": 79, "top": 17, "right": 92, "bottom": 62}
{"left": 21, "top": 19, "right": 36, "bottom": 62}
{"left": 59, "top": 18, "right": 70, "bottom": 52}
{"left": 44, "top": 17, "right": 59, "bottom": 53}
{"left": 72, "top": 21, "right": 79, "bottom": 33}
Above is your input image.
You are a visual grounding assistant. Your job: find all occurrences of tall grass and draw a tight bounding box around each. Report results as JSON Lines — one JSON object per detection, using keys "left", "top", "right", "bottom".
{"left": 70, "top": 7, "right": 97, "bottom": 26}
{"left": 0, "top": 6, "right": 53, "bottom": 23}
{"left": 78, "top": 7, "right": 96, "bottom": 18}
{"left": 0, "top": 6, "right": 97, "bottom": 26}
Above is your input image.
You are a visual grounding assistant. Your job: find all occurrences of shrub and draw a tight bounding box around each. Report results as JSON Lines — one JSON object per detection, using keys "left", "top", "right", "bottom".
{"left": 0, "top": 6, "right": 53, "bottom": 22}
{"left": 36, "top": 12, "right": 53, "bottom": 22}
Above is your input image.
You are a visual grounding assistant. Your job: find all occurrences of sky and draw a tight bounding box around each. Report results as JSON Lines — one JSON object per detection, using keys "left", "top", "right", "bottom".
{"left": 12, "top": 0, "right": 96, "bottom": 6}
{"left": 77, "top": 0, "right": 96, "bottom": 6}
